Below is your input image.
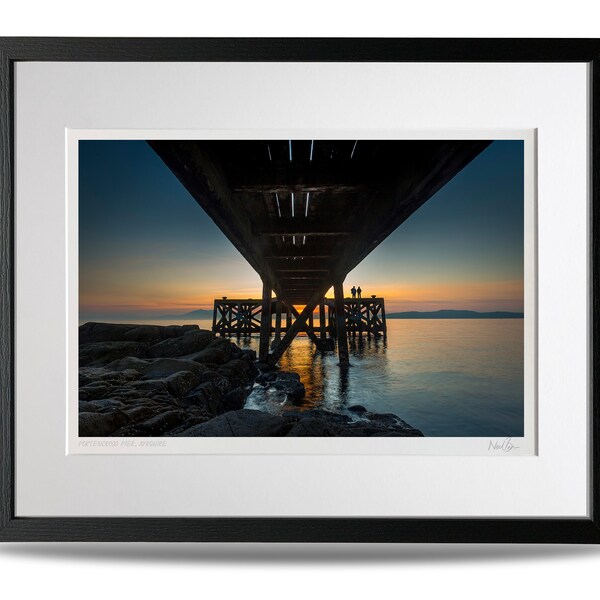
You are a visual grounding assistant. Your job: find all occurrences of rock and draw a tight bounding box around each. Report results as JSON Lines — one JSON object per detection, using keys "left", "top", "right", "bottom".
{"left": 256, "top": 361, "right": 278, "bottom": 371}
{"left": 83, "top": 398, "right": 127, "bottom": 411}
{"left": 276, "top": 371, "right": 301, "bottom": 382}
{"left": 124, "top": 405, "right": 159, "bottom": 422}
{"left": 105, "top": 356, "right": 152, "bottom": 372}
{"left": 79, "top": 410, "right": 129, "bottom": 436}
{"left": 123, "top": 325, "right": 198, "bottom": 343}
{"left": 217, "top": 359, "right": 258, "bottom": 386}
{"left": 148, "top": 329, "right": 214, "bottom": 358}
{"left": 79, "top": 381, "right": 115, "bottom": 401}
{"left": 348, "top": 405, "right": 368, "bottom": 414}
{"left": 189, "top": 338, "right": 233, "bottom": 365}
{"left": 131, "top": 410, "right": 188, "bottom": 436}
{"left": 240, "top": 349, "right": 257, "bottom": 363}
{"left": 165, "top": 370, "right": 201, "bottom": 397}
{"left": 129, "top": 379, "right": 169, "bottom": 394}
{"left": 285, "top": 417, "right": 336, "bottom": 437}
{"left": 79, "top": 367, "right": 141, "bottom": 387}
{"left": 220, "top": 387, "right": 247, "bottom": 412}
{"left": 79, "top": 322, "right": 140, "bottom": 344}
{"left": 176, "top": 409, "right": 287, "bottom": 437}
{"left": 142, "top": 358, "right": 208, "bottom": 379}
{"left": 79, "top": 322, "right": 199, "bottom": 344}
{"left": 271, "top": 378, "right": 305, "bottom": 401}
{"left": 79, "top": 341, "right": 148, "bottom": 366}
{"left": 256, "top": 371, "right": 277, "bottom": 385}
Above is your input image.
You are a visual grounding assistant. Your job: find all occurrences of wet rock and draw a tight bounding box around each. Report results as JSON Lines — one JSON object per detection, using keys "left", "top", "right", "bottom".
{"left": 276, "top": 371, "right": 301, "bottom": 382}
{"left": 348, "top": 405, "right": 368, "bottom": 414}
{"left": 176, "top": 409, "right": 287, "bottom": 437}
{"left": 256, "top": 371, "right": 277, "bottom": 385}
{"left": 271, "top": 378, "right": 305, "bottom": 401}
{"left": 79, "top": 410, "right": 129, "bottom": 436}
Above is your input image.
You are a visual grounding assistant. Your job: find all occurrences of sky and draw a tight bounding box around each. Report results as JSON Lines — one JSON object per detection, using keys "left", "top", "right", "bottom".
{"left": 79, "top": 139, "right": 524, "bottom": 319}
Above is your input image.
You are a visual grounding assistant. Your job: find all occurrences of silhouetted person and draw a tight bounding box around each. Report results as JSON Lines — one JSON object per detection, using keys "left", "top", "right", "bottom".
{"left": 351, "top": 286, "right": 356, "bottom": 299}
{"left": 357, "top": 286, "right": 362, "bottom": 299}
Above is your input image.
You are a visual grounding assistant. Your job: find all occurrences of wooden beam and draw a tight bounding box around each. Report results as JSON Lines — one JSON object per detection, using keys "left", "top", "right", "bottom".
{"left": 259, "top": 281, "right": 272, "bottom": 362}
{"left": 268, "top": 286, "right": 330, "bottom": 365}
{"left": 257, "top": 219, "right": 352, "bottom": 236}
{"left": 274, "top": 299, "right": 282, "bottom": 340}
{"left": 319, "top": 301, "right": 326, "bottom": 340}
{"left": 334, "top": 281, "right": 350, "bottom": 366}
{"left": 234, "top": 183, "right": 366, "bottom": 194}
{"left": 283, "top": 301, "right": 321, "bottom": 346}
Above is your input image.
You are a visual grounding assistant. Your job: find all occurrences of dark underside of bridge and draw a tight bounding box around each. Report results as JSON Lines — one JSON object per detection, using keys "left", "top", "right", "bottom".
{"left": 149, "top": 139, "right": 491, "bottom": 366}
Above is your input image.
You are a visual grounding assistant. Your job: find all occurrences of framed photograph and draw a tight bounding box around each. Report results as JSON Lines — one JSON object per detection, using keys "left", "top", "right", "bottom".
{"left": 0, "top": 38, "right": 598, "bottom": 543}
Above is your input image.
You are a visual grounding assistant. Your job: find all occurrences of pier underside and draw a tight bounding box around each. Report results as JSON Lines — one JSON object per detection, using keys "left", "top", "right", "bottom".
{"left": 150, "top": 139, "right": 490, "bottom": 365}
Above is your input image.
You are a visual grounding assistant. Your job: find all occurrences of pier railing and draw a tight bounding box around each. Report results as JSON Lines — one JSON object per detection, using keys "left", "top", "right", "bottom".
{"left": 212, "top": 297, "right": 386, "bottom": 338}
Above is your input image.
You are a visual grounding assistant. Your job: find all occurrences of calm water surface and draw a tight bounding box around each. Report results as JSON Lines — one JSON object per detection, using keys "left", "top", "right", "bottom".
{"left": 84, "top": 318, "right": 523, "bottom": 437}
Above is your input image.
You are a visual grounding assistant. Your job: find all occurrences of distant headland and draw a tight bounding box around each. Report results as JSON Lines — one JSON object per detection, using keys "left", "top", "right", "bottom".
{"left": 386, "top": 310, "right": 523, "bottom": 319}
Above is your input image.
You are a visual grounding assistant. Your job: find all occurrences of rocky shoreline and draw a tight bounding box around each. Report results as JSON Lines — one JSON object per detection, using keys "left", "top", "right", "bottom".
{"left": 79, "top": 322, "right": 424, "bottom": 438}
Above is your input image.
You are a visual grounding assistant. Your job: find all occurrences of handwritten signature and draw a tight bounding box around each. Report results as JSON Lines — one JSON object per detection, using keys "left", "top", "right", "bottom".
{"left": 488, "top": 438, "right": 520, "bottom": 452}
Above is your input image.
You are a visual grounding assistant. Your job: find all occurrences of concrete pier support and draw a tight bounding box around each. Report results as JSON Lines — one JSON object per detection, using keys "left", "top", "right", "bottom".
{"left": 259, "top": 280, "right": 272, "bottom": 362}
{"left": 333, "top": 281, "right": 350, "bottom": 366}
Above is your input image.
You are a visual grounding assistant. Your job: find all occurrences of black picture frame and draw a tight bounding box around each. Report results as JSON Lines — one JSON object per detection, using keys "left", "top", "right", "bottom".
{"left": 0, "top": 37, "right": 598, "bottom": 543}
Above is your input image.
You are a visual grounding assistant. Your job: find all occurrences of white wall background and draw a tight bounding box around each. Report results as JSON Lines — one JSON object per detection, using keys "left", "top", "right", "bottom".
{"left": 1, "top": 1, "right": 599, "bottom": 600}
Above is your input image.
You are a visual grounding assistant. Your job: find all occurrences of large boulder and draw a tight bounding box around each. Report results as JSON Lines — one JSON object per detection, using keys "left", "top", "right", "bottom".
{"left": 148, "top": 329, "right": 214, "bottom": 358}
{"left": 176, "top": 409, "right": 287, "bottom": 437}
